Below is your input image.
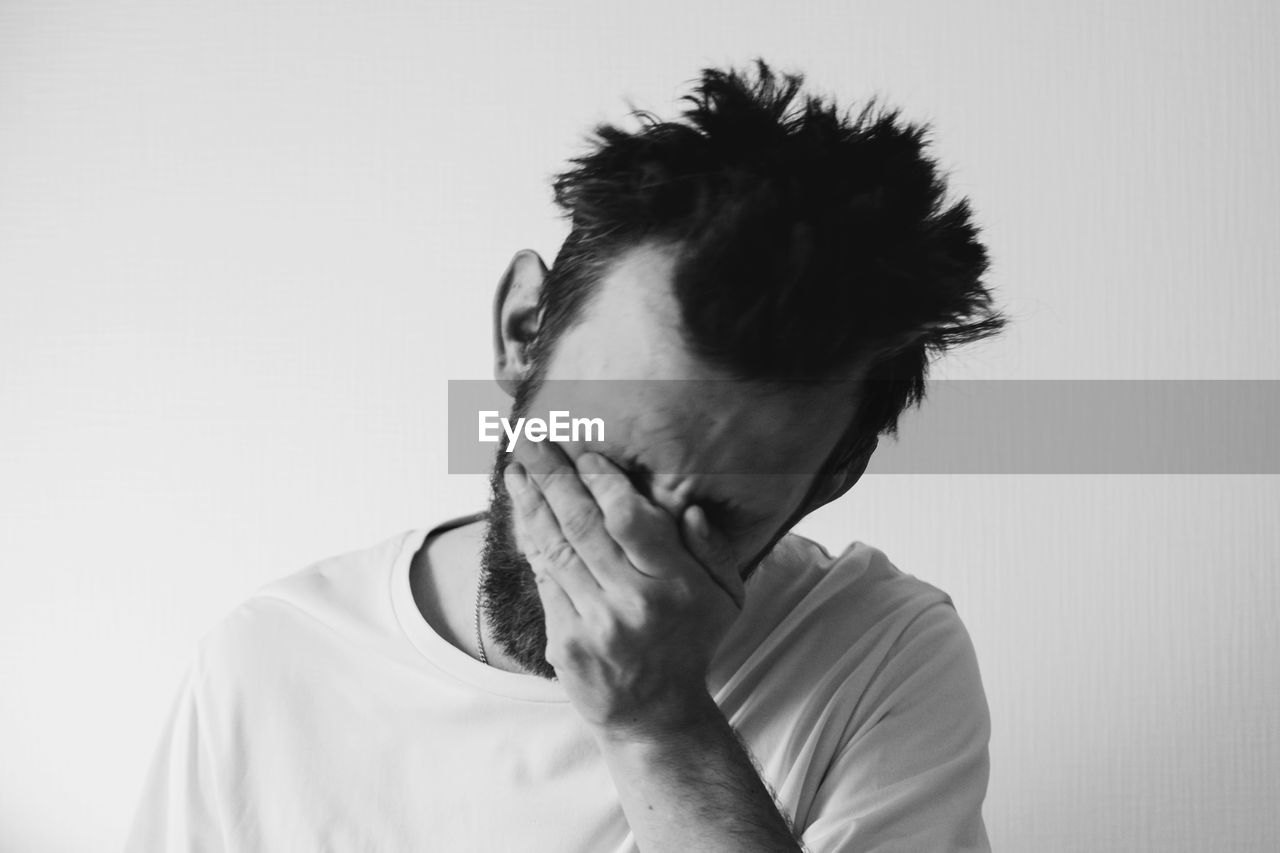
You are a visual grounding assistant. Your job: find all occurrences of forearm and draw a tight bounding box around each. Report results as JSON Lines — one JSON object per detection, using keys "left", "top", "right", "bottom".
{"left": 594, "top": 693, "right": 804, "bottom": 853}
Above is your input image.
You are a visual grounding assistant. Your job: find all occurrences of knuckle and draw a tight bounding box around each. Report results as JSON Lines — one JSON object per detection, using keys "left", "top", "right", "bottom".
{"left": 602, "top": 498, "right": 643, "bottom": 539}
{"left": 674, "top": 578, "right": 702, "bottom": 606}
{"left": 542, "top": 539, "right": 577, "bottom": 571}
{"left": 582, "top": 607, "right": 617, "bottom": 642}
{"left": 646, "top": 580, "right": 687, "bottom": 612}
{"left": 618, "top": 587, "right": 656, "bottom": 622}
{"left": 547, "top": 634, "right": 588, "bottom": 669}
{"left": 560, "top": 506, "right": 602, "bottom": 541}
{"left": 614, "top": 589, "right": 645, "bottom": 622}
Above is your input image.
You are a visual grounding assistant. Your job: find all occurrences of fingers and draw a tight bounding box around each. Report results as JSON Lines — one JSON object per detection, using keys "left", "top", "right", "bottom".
{"left": 503, "top": 461, "right": 596, "bottom": 609}
{"left": 576, "top": 452, "right": 742, "bottom": 608}
{"left": 512, "top": 443, "right": 744, "bottom": 618}
{"left": 517, "top": 442, "right": 633, "bottom": 588}
{"left": 681, "top": 505, "right": 745, "bottom": 610}
{"left": 574, "top": 451, "right": 682, "bottom": 579}
{"left": 532, "top": 569, "right": 577, "bottom": 672}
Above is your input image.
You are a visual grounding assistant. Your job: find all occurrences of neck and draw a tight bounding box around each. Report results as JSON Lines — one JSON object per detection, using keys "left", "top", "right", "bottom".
{"left": 409, "top": 517, "right": 529, "bottom": 675}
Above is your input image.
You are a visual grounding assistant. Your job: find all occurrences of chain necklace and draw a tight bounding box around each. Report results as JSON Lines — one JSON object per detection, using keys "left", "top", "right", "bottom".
{"left": 474, "top": 564, "right": 488, "bottom": 665}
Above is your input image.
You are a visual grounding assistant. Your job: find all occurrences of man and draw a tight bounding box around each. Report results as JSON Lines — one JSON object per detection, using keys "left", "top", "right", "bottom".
{"left": 127, "top": 61, "right": 1006, "bottom": 851}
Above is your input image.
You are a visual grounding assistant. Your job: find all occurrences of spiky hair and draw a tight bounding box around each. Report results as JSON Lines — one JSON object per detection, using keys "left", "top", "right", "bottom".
{"left": 535, "top": 59, "right": 1007, "bottom": 449}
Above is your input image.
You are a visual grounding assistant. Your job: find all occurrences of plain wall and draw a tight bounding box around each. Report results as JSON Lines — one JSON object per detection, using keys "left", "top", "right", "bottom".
{"left": 1, "top": 1, "right": 1277, "bottom": 850}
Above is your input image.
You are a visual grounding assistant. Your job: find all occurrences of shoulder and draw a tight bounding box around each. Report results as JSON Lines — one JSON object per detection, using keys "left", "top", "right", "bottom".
{"left": 735, "top": 532, "right": 957, "bottom": 647}
{"left": 191, "top": 528, "right": 425, "bottom": 689}
{"left": 712, "top": 532, "right": 982, "bottom": 719}
{"left": 254, "top": 527, "right": 419, "bottom": 612}
{"left": 786, "top": 541, "right": 991, "bottom": 851}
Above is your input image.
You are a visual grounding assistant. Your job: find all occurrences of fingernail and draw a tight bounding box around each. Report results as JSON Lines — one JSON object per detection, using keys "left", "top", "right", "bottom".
{"left": 686, "top": 505, "right": 710, "bottom": 540}
{"left": 575, "top": 452, "right": 603, "bottom": 474}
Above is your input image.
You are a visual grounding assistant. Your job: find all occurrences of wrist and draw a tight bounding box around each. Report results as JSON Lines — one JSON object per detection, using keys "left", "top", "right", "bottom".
{"left": 593, "top": 686, "right": 724, "bottom": 747}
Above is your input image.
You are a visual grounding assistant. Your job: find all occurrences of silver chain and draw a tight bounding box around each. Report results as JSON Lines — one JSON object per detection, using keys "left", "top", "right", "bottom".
{"left": 473, "top": 565, "right": 488, "bottom": 665}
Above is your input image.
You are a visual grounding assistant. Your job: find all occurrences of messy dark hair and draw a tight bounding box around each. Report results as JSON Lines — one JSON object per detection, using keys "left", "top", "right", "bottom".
{"left": 531, "top": 59, "right": 1007, "bottom": 457}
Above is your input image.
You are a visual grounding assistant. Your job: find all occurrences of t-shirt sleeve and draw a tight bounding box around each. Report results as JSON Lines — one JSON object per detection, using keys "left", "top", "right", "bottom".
{"left": 124, "top": 655, "right": 227, "bottom": 853}
{"left": 800, "top": 601, "right": 992, "bottom": 853}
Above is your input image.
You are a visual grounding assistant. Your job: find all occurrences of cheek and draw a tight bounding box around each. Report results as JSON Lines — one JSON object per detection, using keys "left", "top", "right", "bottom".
{"left": 724, "top": 517, "right": 787, "bottom": 569}
{"left": 725, "top": 486, "right": 814, "bottom": 567}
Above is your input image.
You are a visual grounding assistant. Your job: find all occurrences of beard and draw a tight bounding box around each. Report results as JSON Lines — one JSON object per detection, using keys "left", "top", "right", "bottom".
{"left": 477, "top": 373, "right": 559, "bottom": 680}
{"left": 478, "top": 451, "right": 558, "bottom": 679}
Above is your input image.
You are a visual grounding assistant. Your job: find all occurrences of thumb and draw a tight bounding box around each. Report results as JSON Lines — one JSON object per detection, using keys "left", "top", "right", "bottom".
{"left": 682, "top": 505, "right": 745, "bottom": 610}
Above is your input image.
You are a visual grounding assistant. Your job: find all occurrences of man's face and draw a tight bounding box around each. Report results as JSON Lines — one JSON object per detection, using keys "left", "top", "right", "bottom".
{"left": 481, "top": 242, "right": 863, "bottom": 678}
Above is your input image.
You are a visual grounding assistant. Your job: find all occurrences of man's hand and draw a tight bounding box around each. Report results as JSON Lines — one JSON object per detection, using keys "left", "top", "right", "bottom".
{"left": 504, "top": 441, "right": 805, "bottom": 851}
{"left": 503, "top": 440, "right": 744, "bottom": 740}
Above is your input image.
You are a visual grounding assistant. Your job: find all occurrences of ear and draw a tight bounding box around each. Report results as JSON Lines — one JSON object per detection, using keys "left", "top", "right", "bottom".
{"left": 493, "top": 250, "right": 548, "bottom": 395}
{"left": 796, "top": 434, "right": 879, "bottom": 516}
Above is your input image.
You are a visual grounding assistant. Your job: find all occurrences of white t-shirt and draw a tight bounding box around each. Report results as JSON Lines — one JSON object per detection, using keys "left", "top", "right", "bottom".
{"left": 126, "top": 521, "right": 991, "bottom": 852}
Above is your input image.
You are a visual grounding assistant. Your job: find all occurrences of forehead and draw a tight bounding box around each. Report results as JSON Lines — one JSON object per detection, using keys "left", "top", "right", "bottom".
{"left": 537, "top": 242, "right": 860, "bottom": 487}
{"left": 545, "top": 241, "right": 689, "bottom": 381}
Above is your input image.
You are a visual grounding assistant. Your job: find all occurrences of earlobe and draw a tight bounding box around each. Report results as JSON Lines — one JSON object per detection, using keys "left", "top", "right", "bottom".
{"left": 493, "top": 250, "right": 548, "bottom": 395}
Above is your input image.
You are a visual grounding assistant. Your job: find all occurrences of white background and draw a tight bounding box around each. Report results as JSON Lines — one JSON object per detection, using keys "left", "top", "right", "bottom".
{"left": 2, "top": 1, "right": 1277, "bottom": 850}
